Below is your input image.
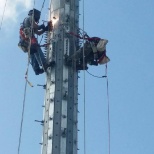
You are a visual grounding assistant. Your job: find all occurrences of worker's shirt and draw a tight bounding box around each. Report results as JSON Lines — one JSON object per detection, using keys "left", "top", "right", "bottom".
{"left": 23, "top": 16, "right": 32, "bottom": 27}
{"left": 23, "top": 16, "right": 35, "bottom": 38}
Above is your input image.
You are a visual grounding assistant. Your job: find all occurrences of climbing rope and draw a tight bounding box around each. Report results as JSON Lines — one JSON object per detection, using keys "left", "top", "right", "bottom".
{"left": 82, "top": 0, "right": 86, "bottom": 154}
{"left": 40, "top": 0, "right": 46, "bottom": 12}
{"left": 105, "top": 64, "right": 111, "bottom": 154}
{"left": 86, "top": 70, "right": 107, "bottom": 78}
{"left": 86, "top": 64, "right": 111, "bottom": 154}
{"left": 0, "top": 0, "right": 8, "bottom": 31}
{"left": 17, "top": 1, "right": 36, "bottom": 153}
{"left": 17, "top": 80, "right": 28, "bottom": 154}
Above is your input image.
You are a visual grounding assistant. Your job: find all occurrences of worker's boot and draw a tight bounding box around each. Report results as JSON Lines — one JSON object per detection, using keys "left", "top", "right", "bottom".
{"left": 43, "top": 61, "right": 55, "bottom": 71}
{"left": 35, "top": 68, "right": 44, "bottom": 75}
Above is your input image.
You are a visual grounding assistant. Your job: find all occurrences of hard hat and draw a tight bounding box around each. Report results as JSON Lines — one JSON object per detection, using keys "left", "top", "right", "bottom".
{"left": 28, "top": 9, "right": 41, "bottom": 22}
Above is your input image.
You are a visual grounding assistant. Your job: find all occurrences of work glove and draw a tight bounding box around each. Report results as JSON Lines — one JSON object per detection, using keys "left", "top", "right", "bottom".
{"left": 44, "top": 25, "right": 49, "bottom": 31}
{"left": 44, "top": 21, "right": 53, "bottom": 31}
{"left": 38, "top": 24, "right": 45, "bottom": 30}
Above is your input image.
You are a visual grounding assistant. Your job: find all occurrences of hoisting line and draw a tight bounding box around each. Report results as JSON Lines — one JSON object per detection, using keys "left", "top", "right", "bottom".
{"left": 17, "top": 79, "right": 28, "bottom": 154}
{"left": 40, "top": 0, "right": 46, "bottom": 12}
{"left": 86, "top": 64, "right": 111, "bottom": 154}
{"left": 0, "top": 0, "right": 8, "bottom": 31}
{"left": 105, "top": 64, "right": 111, "bottom": 154}
{"left": 86, "top": 70, "right": 107, "bottom": 78}
{"left": 17, "top": 1, "right": 36, "bottom": 153}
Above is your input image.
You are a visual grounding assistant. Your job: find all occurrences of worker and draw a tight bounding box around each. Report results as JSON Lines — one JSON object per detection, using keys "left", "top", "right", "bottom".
{"left": 18, "top": 8, "right": 54, "bottom": 75}
{"left": 66, "top": 36, "right": 110, "bottom": 70}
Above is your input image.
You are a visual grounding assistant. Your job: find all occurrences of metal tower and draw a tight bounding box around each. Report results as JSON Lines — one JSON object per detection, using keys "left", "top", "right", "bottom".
{"left": 41, "top": 0, "right": 79, "bottom": 153}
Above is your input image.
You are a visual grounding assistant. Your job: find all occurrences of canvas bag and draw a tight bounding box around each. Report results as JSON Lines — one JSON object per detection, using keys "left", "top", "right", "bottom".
{"left": 98, "top": 55, "right": 110, "bottom": 64}
{"left": 97, "top": 39, "right": 108, "bottom": 52}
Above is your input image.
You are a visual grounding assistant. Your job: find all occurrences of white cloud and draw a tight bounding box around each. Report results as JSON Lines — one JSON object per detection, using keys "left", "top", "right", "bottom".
{"left": 16, "top": 0, "right": 33, "bottom": 9}
{"left": 0, "top": 0, "right": 32, "bottom": 29}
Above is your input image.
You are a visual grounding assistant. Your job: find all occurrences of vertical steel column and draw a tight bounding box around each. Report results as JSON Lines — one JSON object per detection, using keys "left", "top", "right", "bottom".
{"left": 41, "top": 0, "right": 79, "bottom": 153}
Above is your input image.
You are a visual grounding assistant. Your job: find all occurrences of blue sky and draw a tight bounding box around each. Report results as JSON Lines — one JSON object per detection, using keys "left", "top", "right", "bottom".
{"left": 0, "top": 0, "right": 154, "bottom": 154}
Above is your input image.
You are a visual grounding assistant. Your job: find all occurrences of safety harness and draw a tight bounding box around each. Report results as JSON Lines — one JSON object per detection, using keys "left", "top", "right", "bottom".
{"left": 18, "top": 18, "right": 38, "bottom": 53}
{"left": 18, "top": 18, "right": 52, "bottom": 53}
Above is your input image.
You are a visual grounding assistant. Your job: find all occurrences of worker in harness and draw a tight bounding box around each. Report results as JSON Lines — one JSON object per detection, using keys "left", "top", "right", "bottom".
{"left": 66, "top": 36, "right": 110, "bottom": 70}
{"left": 18, "top": 8, "right": 54, "bottom": 75}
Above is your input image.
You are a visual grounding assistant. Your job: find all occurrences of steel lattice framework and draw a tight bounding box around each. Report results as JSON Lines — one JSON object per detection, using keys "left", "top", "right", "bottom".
{"left": 41, "top": 0, "right": 79, "bottom": 153}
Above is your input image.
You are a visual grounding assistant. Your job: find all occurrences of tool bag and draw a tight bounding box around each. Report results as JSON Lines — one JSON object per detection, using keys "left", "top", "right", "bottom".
{"left": 97, "top": 39, "right": 108, "bottom": 52}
